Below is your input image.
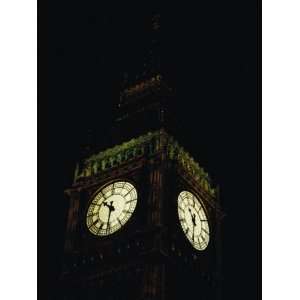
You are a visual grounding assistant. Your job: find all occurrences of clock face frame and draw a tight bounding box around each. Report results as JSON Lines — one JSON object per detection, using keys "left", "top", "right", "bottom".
{"left": 86, "top": 181, "right": 138, "bottom": 236}
{"left": 177, "top": 190, "right": 210, "bottom": 251}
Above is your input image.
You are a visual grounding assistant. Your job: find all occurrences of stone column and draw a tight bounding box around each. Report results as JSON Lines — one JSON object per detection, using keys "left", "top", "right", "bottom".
{"left": 64, "top": 190, "right": 81, "bottom": 253}
{"left": 140, "top": 264, "right": 166, "bottom": 300}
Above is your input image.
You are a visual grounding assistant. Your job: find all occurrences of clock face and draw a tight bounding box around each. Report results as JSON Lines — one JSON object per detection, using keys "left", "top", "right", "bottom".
{"left": 86, "top": 181, "right": 137, "bottom": 236}
{"left": 177, "top": 191, "right": 210, "bottom": 251}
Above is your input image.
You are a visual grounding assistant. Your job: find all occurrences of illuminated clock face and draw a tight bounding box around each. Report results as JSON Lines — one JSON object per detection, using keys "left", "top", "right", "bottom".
{"left": 86, "top": 181, "right": 137, "bottom": 236}
{"left": 178, "top": 191, "right": 210, "bottom": 251}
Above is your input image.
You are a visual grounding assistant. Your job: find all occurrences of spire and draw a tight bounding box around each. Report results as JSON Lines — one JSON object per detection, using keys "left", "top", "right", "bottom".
{"left": 120, "top": 12, "right": 162, "bottom": 92}
{"left": 112, "top": 11, "right": 177, "bottom": 144}
{"left": 147, "top": 13, "right": 161, "bottom": 77}
{"left": 119, "top": 12, "right": 165, "bottom": 106}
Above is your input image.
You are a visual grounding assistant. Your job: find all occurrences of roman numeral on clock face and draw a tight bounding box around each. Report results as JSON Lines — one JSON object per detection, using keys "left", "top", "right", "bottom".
{"left": 125, "top": 199, "right": 136, "bottom": 204}
{"left": 87, "top": 212, "right": 98, "bottom": 218}
{"left": 202, "top": 228, "right": 209, "bottom": 235}
{"left": 89, "top": 218, "right": 99, "bottom": 228}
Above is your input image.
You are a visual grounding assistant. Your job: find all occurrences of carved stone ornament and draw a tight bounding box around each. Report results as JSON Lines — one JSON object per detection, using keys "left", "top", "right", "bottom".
{"left": 74, "top": 130, "right": 216, "bottom": 198}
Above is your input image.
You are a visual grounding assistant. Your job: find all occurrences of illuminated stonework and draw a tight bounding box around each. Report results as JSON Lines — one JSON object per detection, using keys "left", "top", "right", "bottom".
{"left": 120, "top": 74, "right": 163, "bottom": 103}
{"left": 74, "top": 130, "right": 216, "bottom": 198}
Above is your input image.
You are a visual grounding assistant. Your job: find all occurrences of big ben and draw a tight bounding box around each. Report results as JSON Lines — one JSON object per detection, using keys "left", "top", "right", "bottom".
{"left": 60, "top": 12, "right": 224, "bottom": 300}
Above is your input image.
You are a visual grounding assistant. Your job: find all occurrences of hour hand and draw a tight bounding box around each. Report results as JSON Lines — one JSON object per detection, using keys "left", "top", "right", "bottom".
{"left": 192, "top": 214, "right": 196, "bottom": 226}
{"left": 192, "top": 225, "right": 195, "bottom": 242}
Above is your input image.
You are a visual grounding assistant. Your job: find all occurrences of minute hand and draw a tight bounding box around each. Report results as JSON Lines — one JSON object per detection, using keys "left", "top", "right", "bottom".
{"left": 192, "top": 223, "right": 195, "bottom": 242}
{"left": 106, "top": 208, "right": 112, "bottom": 233}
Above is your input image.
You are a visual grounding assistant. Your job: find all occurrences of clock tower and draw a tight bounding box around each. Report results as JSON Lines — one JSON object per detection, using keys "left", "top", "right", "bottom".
{"left": 60, "top": 13, "right": 223, "bottom": 300}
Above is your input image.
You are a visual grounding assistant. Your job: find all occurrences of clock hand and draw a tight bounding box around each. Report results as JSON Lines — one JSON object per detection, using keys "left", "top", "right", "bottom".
{"left": 188, "top": 208, "right": 197, "bottom": 226}
{"left": 193, "top": 213, "right": 196, "bottom": 227}
{"left": 106, "top": 208, "right": 112, "bottom": 233}
{"left": 105, "top": 201, "right": 115, "bottom": 233}
{"left": 188, "top": 208, "right": 197, "bottom": 242}
{"left": 103, "top": 201, "right": 115, "bottom": 211}
{"left": 111, "top": 200, "right": 115, "bottom": 211}
{"left": 192, "top": 224, "right": 195, "bottom": 242}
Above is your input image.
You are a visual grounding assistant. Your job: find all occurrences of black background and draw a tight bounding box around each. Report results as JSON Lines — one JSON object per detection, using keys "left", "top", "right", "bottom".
{"left": 39, "top": 1, "right": 260, "bottom": 299}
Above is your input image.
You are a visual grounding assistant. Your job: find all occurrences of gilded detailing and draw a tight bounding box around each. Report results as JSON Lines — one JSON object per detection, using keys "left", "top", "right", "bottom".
{"left": 120, "top": 74, "right": 163, "bottom": 103}
{"left": 74, "top": 130, "right": 215, "bottom": 197}
{"left": 166, "top": 136, "right": 215, "bottom": 197}
{"left": 74, "top": 131, "right": 162, "bottom": 183}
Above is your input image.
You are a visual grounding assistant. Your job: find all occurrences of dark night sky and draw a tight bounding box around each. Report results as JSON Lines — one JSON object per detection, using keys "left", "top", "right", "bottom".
{"left": 42, "top": 1, "right": 259, "bottom": 299}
